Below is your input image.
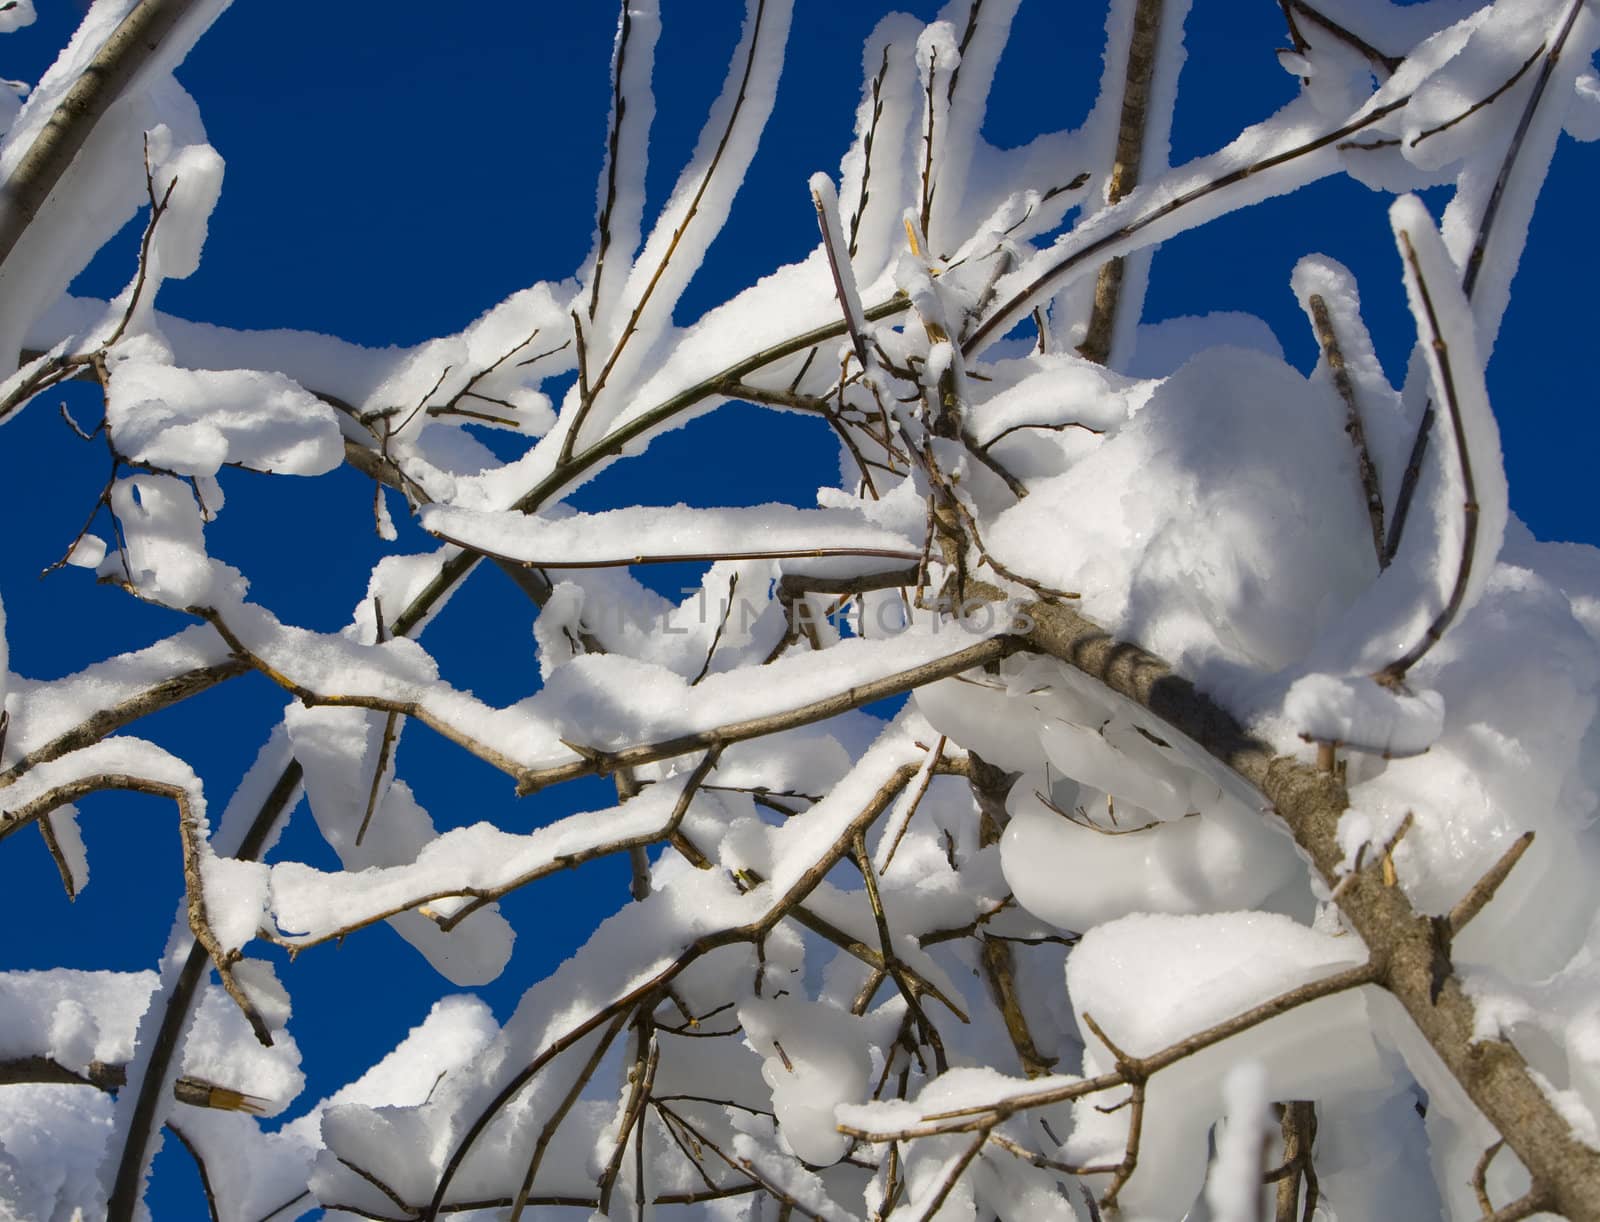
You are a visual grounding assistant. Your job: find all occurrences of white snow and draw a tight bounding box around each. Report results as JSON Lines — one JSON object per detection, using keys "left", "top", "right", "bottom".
{"left": 1204, "top": 1061, "right": 1271, "bottom": 1222}
{"left": 5, "top": 3, "right": 1600, "bottom": 1218}
{"left": 423, "top": 500, "right": 920, "bottom": 569}
{"left": 105, "top": 359, "right": 343, "bottom": 482}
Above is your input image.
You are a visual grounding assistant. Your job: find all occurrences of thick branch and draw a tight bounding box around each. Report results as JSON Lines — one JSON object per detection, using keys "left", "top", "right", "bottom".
{"left": 0, "top": 660, "right": 249, "bottom": 792}
{"left": 519, "top": 634, "right": 1016, "bottom": 793}
{"left": 994, "top": 586, "right": 1600, "bottom": 1220}
{"left": 0, "top": 0, "right": 211, "bottom": 280}
{"left": 1078, "top": 0, "right": 1167, "bottom": 366}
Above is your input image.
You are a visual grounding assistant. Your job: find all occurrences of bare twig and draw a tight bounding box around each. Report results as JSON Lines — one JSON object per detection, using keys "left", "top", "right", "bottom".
{"left": 1280, "top": 0, "right": 1402, "bottom": 75}
{"left": 508, "top": 1012, "right": 630, "bottom": 1222}
{"left": 34, "top": 809, "right": 79, "bottom": 899}
{"left": 1411, "top": 43, "right": 1545, "bottom": 149}
{"left": 853, "top": 830, "right": 950, "bottom": 1073}
{"left": 597, "top": 1025, "right": 660, "bottom": 1214}
{"left": 164, "top": 1123, "right": 221, "bottom": 1222}
{"left": 2, "top": 773, "right": 272, "bottom": 1044}
{"left": 1474, "top": 1138, "right": 1506, "bottom": 1216}
{"left": 978, "top": 583, "right": 1600, "bottom": 1220}
{"left": 843, "top": 961, "right": 1380, "bottom": 1142}
{"left": 876, "top": 735, "right": 944, "bottom": 874}
{"left": 1308, "top": 293, "right": 1385, "bottom": 564}
{"left": 355, "top": 603, "right": 399, "bottom": 847}
{"left": 106, "top": 758, "right": 303, "bottom": 1222}
{"left": 692, "top": 572, "right": 740, "bottom": 685}
{"left": 977, "top": 419, "right": 1104, "bottom": 453}
{"left": 1271, "top": 1101, "right": 1319, "bottom": 1222}
{"left": 914, "top": 1130, "right": 989, "bottom": 1222}
{"left": 1374, "top": 231, "right": 1482, "bottom": 687}
{"left": 1448, "top": 831, "right": 1534, "bottom": 935}
{"left": 848, "top": 44, "right": 892, "bottom": 257}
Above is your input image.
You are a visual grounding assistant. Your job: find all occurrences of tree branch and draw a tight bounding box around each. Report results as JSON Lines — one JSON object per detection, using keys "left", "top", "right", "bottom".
{"left": 997, "top": 586, "right": 1600, "bottom": 1220}
{"left": 0, "top": 0, "right": 211, "bottom": 284}
{"left": 1078, "top": 0, "right": 1168, "bottom": 366}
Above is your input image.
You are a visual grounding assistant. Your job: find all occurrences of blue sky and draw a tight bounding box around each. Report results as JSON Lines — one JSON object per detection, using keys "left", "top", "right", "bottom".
{"left": 1, "top": 2, "right": 1595, "bottom": 1215}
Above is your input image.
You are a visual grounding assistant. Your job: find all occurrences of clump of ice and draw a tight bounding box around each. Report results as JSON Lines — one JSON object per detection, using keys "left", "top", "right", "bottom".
{"left": 142, "top": 126, "right": 224, "bottom": 282}
{"left": 987, "top": 346, "right": 1375, "bottom": 682}
{"left": 1065, "top": 912, "right": 1383, "bottom": 1218}
{"left": 1205, "top": 1061, "right": 1271, "bottom": 1222}
{"left": 106, "top": 358, "right": 342, "bottom": 483}
{"left": 97, "top": 473, "right": 245, "bottom": 608}
{"left": 739, "top": 995, "right": 872, "bottom": 1166}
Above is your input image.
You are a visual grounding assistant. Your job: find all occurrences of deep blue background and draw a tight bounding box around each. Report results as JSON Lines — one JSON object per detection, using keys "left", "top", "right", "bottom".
{"left": 1, "top": 3, "right": 1594, "bottom": 1216}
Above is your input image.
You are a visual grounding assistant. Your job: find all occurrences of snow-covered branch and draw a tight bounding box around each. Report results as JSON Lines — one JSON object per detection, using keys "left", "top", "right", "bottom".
{"left": 3, "top": 2, "right": 1599, "bottom": 1219}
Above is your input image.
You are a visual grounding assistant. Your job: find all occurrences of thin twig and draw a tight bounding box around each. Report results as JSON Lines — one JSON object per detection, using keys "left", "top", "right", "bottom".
{"left": 965, "top": 93, "right": 1416, "bottom": 356}
{"left": 1385, "top": 0, "right": 1587, "bottom": 561}
{"left": 583, "top": 0, "right": 776, "bottom": 408}
{"left": 1308, "top": 293, "right": 1385, "bottom": 564}
{"left": 848, "top": 44, "right": 892, "bottom": 257}
{"left": 597, "top": 1026, "right": 660, "bottom": 1214}
{"left": 692, "top": 572, "right": 740, "bottom": 685}
{"left": 1374, "top": 231, "right": 1482, "bottom": 687}
{"left": 588, "top": 0, "right": 637, "bottom": 322}
{"left": 1281, "top": 0, "right": 1402, "bottom": 75}
{"left": 1449, "top": 832, "right": 1534, "bottom": 935}
{"left": 164, "top": 1123, "right": 221, "bottom": 1222}
{"left": 914, "top": 1130, "right": 989, "bottom": 1222}
{"left": 508, "top": 1012, "right": 630, "bottom": 1221}
{"left": 1411, "top": 43, "right": 1544, "bottom": 148}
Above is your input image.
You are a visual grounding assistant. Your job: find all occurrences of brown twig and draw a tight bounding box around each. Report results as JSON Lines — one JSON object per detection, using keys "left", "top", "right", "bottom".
{"left": 1280, "top": 0, "right": 1402, "bottom": 75}
{"left": 582, "top": 0, "right": 776, "bottom": 409}
{"left": 1271, "top": 1101, "right": 1319, "bottom": 1222}
{"left": 106, "top": 758, "right": 303, "bottom": 1222}
{"left": 422, "top": 749, "right": 931, "bottom": 1218}
{"left": 848, "top": 44, "right": 892, "bottom": 257}
{"left": 355, "top": 602, "right": 399, "bottom": 847}
{"left": 691, "top": 572, "right": 740, "bottom": 685}
{"left": 969, "top": 584, "right": 1600, "bottom": 1219}
{"left": 1449, "top": 831, "right": 1534, "bottom": 935}
{"left": 1411, "top": 43, "right": 1545, "bottom": 148}
{"left": 844, "top": 961, "right": 1380, "bottom": 1143}
{"left": 1373, "top": 231, "right": 1482, "bottom": 688}
{"left": 164, "top": 1123, "right": 221, "bottom": 1222}
{"left": 508, "top": 1011, "right": 630, "bottom": 1221}
{"left": 1308, "top": 293, "right": 1385, "bottom": 564}
{"left": 853, "top": 831, "right": 950, "bottom": 1073}
{"left": 597, "top": 1024, "right": 660, "bottom": 1214}
{"left": 2, "top": 772, "right": 272, "bottom": 1044}
{"left": 588, "top": 0, "right": 638, "bottom": 323}
{"left": 876, "top": 735, "right": 944, "bottom": 873}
